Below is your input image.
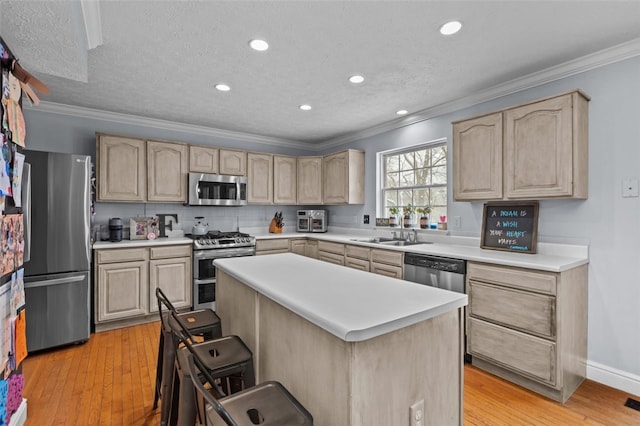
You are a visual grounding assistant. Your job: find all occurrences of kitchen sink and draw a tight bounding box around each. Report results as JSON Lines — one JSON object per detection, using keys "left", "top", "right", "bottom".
{"left": 349, "top": 237, "right": 431, "bottom": 246}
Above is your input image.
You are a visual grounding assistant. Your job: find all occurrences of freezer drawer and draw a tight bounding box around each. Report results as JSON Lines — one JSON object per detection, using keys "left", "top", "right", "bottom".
{"left": 25, "top": 272, "right": 90, "bottom": 352}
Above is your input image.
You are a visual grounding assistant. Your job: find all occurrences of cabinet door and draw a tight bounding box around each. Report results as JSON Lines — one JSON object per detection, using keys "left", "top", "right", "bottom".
{"left": 297, "top": 157, "right": 323, "bottom": 204}
{"left": 147, "top": 140, "right": 188, "bottom": 202}
{"left": 452, "top": 112, "right": 503, "bottom": 200}
{"left": 149, "top": 256, "right": 192, "bottom": 312}
{"left": 219, "top": 149, "right": 247, "bottom": 176}
{"left": 256, "top": 239, "right": 289, "bottom": 255}
{"left": 97, "top": 260, "right": 148, "bottom": 322}
{"left": 503, "top": 94, "right": 574, "bottom": 198}
{"left": 318, "top": 251, "right": 344, "bottom": 266}
{"left": 370, "top": 262, "right": 403, "bottom": 279}
{"left": 189, "top": 145, "right": 219, "bottom": 173}
{"left": 97, "top": 135, "right": 147, "bottom": 201}
{"left": 289, "top": 239, "right": 307, "bottom": 256}
{"left": 345, "top": 257, "right": 370, "bottom": 272}
{"left": 274, "top": 155, "right": 297, "bottom": 204}
{"left": 323, "top": 151, "right": 350, "bottom": 204}
{"left": 247, "top": 153, "right": 273, "bottom": 204}
{"left": 305, "top": 240, "right": 319, "bottom": 259}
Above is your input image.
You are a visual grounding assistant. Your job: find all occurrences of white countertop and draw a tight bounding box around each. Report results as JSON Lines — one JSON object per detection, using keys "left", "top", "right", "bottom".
{"left": 215, "top": 253, "right": 468, "bottom": 342}
{"left": 252, "top": 231, "right": 589, "bottom": 272}
{"left": 93, "top": 237, "right": 192, "bottom": 249}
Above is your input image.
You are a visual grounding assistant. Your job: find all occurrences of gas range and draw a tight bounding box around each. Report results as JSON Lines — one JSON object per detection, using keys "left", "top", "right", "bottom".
{"left": 187, "top": 230, "right": 256, "bottom": 250}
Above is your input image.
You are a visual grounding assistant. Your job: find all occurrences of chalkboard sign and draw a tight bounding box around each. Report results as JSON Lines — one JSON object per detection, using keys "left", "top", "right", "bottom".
{"left": 480, "top": 202, "right": 539, "bottom": 254}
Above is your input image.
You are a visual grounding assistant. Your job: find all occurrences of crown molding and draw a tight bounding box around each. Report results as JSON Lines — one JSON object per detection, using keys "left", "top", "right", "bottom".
{"left": 318, "top": 37, "right": 640, "bottom": 150}
{"left": 23, "top": 101, "right": 309, "bottom": 150}
{"left": 80, "top": 0, "right": 103, "bottom": 50}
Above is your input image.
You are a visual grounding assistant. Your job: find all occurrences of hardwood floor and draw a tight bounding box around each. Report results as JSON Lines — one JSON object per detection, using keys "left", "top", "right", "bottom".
{"left": 21, "top": 321, "right": 640, "bottom": 425}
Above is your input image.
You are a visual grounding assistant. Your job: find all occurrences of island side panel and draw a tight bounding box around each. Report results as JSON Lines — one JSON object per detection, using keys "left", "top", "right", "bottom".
{"left": 216, "top": 270, "right": 258, "bottom": 364}
{"left": 350, "top": 309, "right": 462, "bottom": 426}
{"left": 258, "top": 294, "right": 351, "bottom": 426}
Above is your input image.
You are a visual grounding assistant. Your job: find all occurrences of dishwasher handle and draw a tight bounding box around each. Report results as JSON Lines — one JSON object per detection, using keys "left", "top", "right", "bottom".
{"left": 404, "top": 253, "right": 466, "bottom": 274}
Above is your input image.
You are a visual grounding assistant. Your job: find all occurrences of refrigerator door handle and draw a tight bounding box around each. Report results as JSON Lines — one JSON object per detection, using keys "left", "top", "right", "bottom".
{"left": 24, "top": 275, "right": 85, "bottom": 289}
{"left": 22, "top": 162, "right": 31, "bottom": 263}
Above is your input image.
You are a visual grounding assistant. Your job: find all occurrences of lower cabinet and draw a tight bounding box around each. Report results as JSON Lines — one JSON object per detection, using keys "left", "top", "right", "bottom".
{"left": 345, "top": 244, "right": 370, "bottom": 272}
{"left": 94, "top": 244, "right": 192, "bottom": 331}
{"left": 289, "top": 238, "right": 307, "bottom": 256}
{"left": 318, "top": 241, "right": 345, "bottom": 266}
{"left": 370, "top": 248, "right": 403, "bottom": 278}
{"left": 466, "top": 261, "right": 588, "bottom": 402}
{"left": 256, "top": 238, "right": 290, "bottom": 255}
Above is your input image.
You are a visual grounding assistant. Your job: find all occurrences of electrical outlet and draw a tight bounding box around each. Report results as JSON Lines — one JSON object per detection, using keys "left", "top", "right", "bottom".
{"left": 364, "top": 215, "right": 370, "bottom": 224}
{"left": 453, "top": 216, "right": 461, "bottom": 228}
{"left": 410, "top": 400, "right": 424, "bottom": 426}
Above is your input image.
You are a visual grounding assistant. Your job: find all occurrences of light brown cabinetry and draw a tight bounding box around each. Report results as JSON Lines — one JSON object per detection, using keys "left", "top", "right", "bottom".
{"left": 370, "top": 248, "right": 403, "bottom": 278}
{"left": 274, "top": 155, "right": 297, "bottom": 204}
{"left": 219, "top": 149, "right": 247, "bottom": 176}
{"left": 323, "top": 149, "right": 365, "bottom": 204}
{"left": 97, "top": 134, "right": 188, "bottom": 202}
{"left": 467, "top": 261, "right": 588, "bottom": 402}
{"left": 305, "top": 239, "right": 319, "bottom": 259}
{"left": 147, "top": 140, "right": 188, "bottom": 202}
{"left": 247, "top": 153, "right": 273, "bottom": 204}
{"left": 189, "top": 145, "right": 219, "bottom": 173}
{"left": 345, "top": 245, "right": 371, "bottom": 272}
{"left": 94, "top": 244, "right": 192, "bottom": 331}
{"left": 297, "top": 156, "right": 323, "bottom": 204}
{"left": 97, "top": 134, "right": 147, "bottom": 201}
{"left": 289, "top": 238, "right": 307, "bottom": 256}
{"left": 256, "top": 238, "right": 290, "bottom": 255}
{"left": 317, "top": 241, "right": 345, "bottom": 266}
{"left": 453, "top": 90, "right": 589, "bottom": 201}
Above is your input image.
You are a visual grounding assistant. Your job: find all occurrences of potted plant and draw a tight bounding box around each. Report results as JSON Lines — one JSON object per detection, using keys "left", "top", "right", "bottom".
{"left": 402, "top": 203, "right": 414, "bottom": 228}
{"left": 388, "top": 207, "right": 399, "bottom": 227}
{"left": 416, "top": 206, "right": 432, "bottom": 229}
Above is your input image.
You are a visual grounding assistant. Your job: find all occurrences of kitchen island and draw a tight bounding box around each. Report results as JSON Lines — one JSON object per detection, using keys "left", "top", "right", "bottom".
{"left": 215, "top": 253, "right": 468, "bottom": 426}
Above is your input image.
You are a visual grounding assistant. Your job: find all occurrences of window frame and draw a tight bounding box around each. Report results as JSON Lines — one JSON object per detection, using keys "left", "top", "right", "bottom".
{"left": 376, "top": 137, "right": 448, "bottom": 219}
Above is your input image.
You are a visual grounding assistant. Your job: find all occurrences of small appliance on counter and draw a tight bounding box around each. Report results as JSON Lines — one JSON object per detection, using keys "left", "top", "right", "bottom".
{"left": 297, "top": 209, "right": 328, "bottom": 232}
{"left": 108, "top": 217, "right": 123, "bottom": 242}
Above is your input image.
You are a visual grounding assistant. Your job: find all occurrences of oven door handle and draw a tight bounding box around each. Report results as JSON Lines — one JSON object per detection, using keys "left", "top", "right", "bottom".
{"left": 194, "top": 278, "right": 215, "bottom": 285}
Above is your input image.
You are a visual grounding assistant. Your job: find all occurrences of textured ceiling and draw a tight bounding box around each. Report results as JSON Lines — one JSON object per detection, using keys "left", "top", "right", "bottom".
{"left": 2, "top": 1, "right": 640, "bottom": 145}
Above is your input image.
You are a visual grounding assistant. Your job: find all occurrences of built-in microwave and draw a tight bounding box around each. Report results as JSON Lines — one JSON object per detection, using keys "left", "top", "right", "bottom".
{"left": 188, "top": 173, "right": 247, "bottom": 206}
{"left": 297, "top": 210, "right": 328, "bottom": 232}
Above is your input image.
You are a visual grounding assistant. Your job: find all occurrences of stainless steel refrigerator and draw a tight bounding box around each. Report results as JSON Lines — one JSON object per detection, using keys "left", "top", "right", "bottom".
{"left": 22, "top": 150, "right": 92, "bottom": 352}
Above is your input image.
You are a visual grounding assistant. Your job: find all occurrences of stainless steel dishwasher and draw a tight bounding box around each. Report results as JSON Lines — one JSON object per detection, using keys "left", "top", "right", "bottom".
{"left": 404, "top": 253, "right": 466, "bottom": 293}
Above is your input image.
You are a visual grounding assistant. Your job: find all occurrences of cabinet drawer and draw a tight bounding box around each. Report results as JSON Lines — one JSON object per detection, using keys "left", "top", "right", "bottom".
{"left": 370, "top": 262, "right": 403, "bottom": 279}
{"left": 150, "top": 244, "right": 192, "bottom": 259}
{"left": 468, "top": 262, "right": 556, "bottom": 295}
{"left": 317, "top": 241, "right": 345, "bottom": 255}
{"left": 468, "top": 318, "right": 557, "bottom": 387}
{"left": 345, "top": 257, "right": 370, "bottom": 272}
{"left": 370, "top": 249, "right": 403, "bottom": 267}
{"left": 345, "top": 244, "right": 370, "bottom": 260}
{"left": 96, "top": 248, "right": 148, "bottom": 264}
{"left": 256, "top": 239, "right": 290, "bottom": 252}
{"left": 469, "top": 281, "right": 555, "bottom": 338}
{"left": 318, "top": 251, "right": 344, "bottom": 266}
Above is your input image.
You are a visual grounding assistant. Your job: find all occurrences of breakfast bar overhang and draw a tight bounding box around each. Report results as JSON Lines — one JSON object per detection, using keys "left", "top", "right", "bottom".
{"left": 214, "top": 253, "right": 468, "bottom": 426}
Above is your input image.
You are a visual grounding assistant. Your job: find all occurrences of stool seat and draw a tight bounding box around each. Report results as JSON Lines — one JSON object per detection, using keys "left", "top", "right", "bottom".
{"left": 209, "top": 381, "right": 313, "bottom": 426}
{"left": 168, "top": 309, "right": 222, "bottom": 338}
{"left": 187, "top": 336, "right": 254, "bottom": 383}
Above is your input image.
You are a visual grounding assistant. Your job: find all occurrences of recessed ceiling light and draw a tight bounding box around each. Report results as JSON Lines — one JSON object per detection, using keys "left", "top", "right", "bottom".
{"left": 249, "top": 39, "right": 269, "bottom": 51}
{"left": 215, "top": 84, "right": 230, "bottom": 92}
{"left": 440, "top": 20, "right": 462, "bottom": 36}
{"left": 299, "top": 104, "right": 312, "bottom": 111}
{"left": 396, "top": 109, "right": 408, "bottom": 116}
{"left": 349, "top": 75, "right": 365, "bottom": 84}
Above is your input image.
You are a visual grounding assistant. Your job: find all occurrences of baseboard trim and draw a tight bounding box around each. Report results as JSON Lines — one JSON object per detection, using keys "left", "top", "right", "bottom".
{"left": 587, "top": 361, "right": 640, "bottom": 397}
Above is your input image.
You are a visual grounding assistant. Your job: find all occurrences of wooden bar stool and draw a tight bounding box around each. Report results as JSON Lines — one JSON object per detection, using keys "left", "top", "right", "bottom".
{"left": 186, "top": 351, "right": 313, "bottom": 425}
{"left": 154, "top": 288, "right": 222, "bottom": 426}
{"left": 169, "top": 310, "right": 256, "bottom": 426}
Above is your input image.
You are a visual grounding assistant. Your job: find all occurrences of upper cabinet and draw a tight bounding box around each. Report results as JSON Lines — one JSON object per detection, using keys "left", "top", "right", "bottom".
{"left": 453, "top": 90, "right": 589, "bottom": 201}
{"left": 147, "top": 140, "right": 188, "bottom": 202}
{"left": 97, "top": 134, "right": 147, "bottom": 202}
{"left": 219, "top": 149, "right": 247, "bottom": 176}
{"left": 453, "top": 112, "right": 503, "bottom": 200}
{"left": 189, "top": 145, "right": 219, "bottom": 174}
{"left": 247, "top": 152, "right": 274, "bottom": 204}
{"left": 323, "top": 149, "right": 365, "bottom": 205}
{"left": 97, "top": 134, "right": 187, "bottom": 203}
{"left": 297, "top": 156, "right": 323, "bottom": 205}
{"left": 274, "top": 155, "right": 297, "bottom": 205}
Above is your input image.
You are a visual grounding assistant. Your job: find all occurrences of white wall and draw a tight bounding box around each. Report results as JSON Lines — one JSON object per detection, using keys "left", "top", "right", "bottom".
{"left": 21, "top": 56, "right": 640, "bottom": 395}
{"left": 328, "top": 56, "right": 640, "bottom": 395}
